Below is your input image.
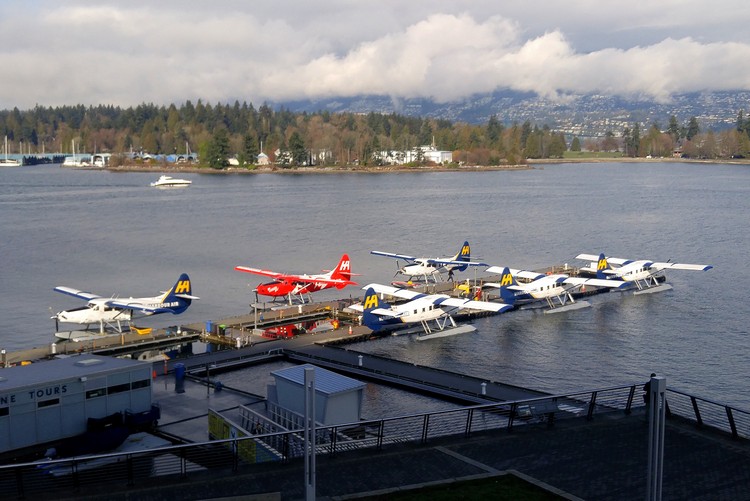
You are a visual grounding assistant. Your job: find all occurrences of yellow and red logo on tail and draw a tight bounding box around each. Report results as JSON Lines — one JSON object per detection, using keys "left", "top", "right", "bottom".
{"left": 500, "top": 271, "right": 514, "bottom": 286}
{"left": 597, "top": 257, "right": 608, "bottom": 271}
{"left": 174, "top": 279, "right": 191, "bottom": 294}
{"left": 363, "top": 292, "right": 379, "bottom": 310}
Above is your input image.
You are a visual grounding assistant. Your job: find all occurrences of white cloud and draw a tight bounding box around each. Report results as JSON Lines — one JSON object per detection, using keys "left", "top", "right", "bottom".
{"left": 1, "top": 1, "right": 750, "bottom": 109}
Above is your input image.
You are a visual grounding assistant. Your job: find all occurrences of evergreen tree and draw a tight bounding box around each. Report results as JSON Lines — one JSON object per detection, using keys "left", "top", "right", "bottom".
{"left": 628, "top": 123, "right": 641, "bottom": 157}
{"left": 736, "top": 110, "right": 745, "bottom": 134}
{"left": 570, "top": 136, "right": 581, "bottom": 152}
{"left": 601, "top": 130, "right": 618, "bottom": 152}
{"left": 205, "top": 127, "right": 230, "bottom": 169}
{"left": 239, "top": 132, "right": 259, "bottom": 166}
{"left": 487, "top": 115, "right": 502, "bottom": 145}
{"left": 548, "top": 133, "right": 566, "bottom": 158}
{"left": 525, "top": 132, "right": 541, "bottom": 158}
{"left": 668, "top": 115, "right": 680, "bottom": 140}
{"left": 520, "top": 120, "right": 532, "bottom": 149}
{"left": 288, "top": 131, "right": 306, "bottom": 166}
{"left": 686, "top": 117, "right": 700, "bottom": 141}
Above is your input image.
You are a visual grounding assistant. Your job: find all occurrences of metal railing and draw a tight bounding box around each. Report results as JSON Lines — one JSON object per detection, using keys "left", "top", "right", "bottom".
{"left": 1, "top": 384, "right": 747, "bottom": 499}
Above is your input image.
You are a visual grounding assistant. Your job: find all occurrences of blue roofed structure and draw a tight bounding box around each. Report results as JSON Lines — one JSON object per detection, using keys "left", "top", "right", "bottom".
{"left": 269, "top": 364, "right": 365, "bottom": 426}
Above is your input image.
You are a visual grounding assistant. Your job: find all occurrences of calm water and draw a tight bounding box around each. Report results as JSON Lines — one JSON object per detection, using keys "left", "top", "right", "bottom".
{"left": 1, "top": 163, "right": 747, "bottom": 411}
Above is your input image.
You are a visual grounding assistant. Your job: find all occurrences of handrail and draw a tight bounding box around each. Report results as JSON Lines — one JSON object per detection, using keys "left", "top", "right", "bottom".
{"left": 1, "top": 383, "right": 747, "bottom": 499}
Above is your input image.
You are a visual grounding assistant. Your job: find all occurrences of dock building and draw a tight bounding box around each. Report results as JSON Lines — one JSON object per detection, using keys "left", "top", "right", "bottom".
{"left": 0, "top": 354, "right": 154, "bottom": 455}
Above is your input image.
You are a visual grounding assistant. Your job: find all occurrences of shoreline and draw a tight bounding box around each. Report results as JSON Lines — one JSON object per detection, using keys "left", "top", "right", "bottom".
{"left": 72, "top": 155, "right": 750, "bottom": 175}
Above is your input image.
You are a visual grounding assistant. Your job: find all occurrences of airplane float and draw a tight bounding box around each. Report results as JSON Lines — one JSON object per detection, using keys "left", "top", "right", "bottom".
{"left": 348, "top": 283, "right": 512, "bottom": 340}
{"left": 575, "top": 253, "right": 713, "bottom": 294}
{"left": 234, "top": 254, "right": 358, "bottom": 305}
{"left": 371, "top": 241, "right": 485, "bottom": 283}
{"left": 482, "top": 266, "right": 628, "bottom": 313}
{"left": 52, "top": 273, "right": 198, "bottom": 336}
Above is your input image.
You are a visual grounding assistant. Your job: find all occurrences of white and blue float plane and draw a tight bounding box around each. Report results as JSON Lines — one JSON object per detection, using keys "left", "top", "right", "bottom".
{"left": 348, "top": 283, "right": 512, "bottom": 340}
{"left": 52, "top": 273, "right": 199, "bottom": 336}
{"left": 371, "top": 241, "right": 486, "bottom": 283}
{"left": 575, "top": 253, "right": 713, "bottom": 294}
{"left": 482, "top": 266, "right": 629, "bottom": 313}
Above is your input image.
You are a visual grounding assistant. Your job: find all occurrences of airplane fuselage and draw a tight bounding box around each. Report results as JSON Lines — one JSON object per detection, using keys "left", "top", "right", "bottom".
{"left": 617, "top": 267, "right": 653, "bottom": 282}
{"left": 400, "top": 263, "right": 445, "bottom": 278}
{"left": 395, "top": 300, "right": 447, "bottom": 324}
{"left": 527, "top": 281, "right": 568, "bottom": 300}
{"left": 55, "top": 303, "right": 131, "bottom": 325}
{"left": 256, "top": 274, "right": 339, "bottom": 298}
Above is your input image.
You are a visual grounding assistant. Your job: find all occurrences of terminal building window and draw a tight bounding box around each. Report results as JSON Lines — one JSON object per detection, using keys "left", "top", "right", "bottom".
{"left": 86, "top": 388, "right": 106, "bottom": 399}
{"left": 107, "top": 383, "right": 130, "bottom": 395}
{"left": 0, "top": 407, "right": 8, "bottom": 416}
{"left": 131, "top": 379, "right": 151, "bottom": 390}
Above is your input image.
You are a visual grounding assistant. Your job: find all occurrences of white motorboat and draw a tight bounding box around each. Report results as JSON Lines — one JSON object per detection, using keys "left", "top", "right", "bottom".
{"left": 150, "top": 175, "right": 192, "bottom": 188}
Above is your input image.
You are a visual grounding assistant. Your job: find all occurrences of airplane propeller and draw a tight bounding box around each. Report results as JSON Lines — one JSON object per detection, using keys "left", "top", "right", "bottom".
{"left": 393, "top": 260, "right": 403, "bottom": 277}
{"left": 49, "top": 307, "right": 59, "bottom": 332}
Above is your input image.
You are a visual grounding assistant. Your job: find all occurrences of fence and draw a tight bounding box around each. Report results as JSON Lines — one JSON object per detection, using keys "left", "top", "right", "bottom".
{"left": 0, "top": 384, "right": 747, "bottom": 499}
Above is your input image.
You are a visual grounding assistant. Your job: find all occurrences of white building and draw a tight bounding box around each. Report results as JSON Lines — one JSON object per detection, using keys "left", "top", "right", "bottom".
{"left": 376, "top": 145, "right": 453, "bottom": 165}
{"left": 0, "top": 355, "right": 154, "bottom": 454}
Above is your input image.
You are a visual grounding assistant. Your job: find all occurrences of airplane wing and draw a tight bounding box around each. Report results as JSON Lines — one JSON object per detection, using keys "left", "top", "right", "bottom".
{"left": 649, "top": 262, "right": 713, "bottom": 272}
{"left": 575, "top": 253, "right": 604, "bottom": 262}
{"left": 485, "top": 266, "right": 545, "bottom": 281}
{"left": 234, "top": 266, "right": 286, "bottom": 280}
{"left": 428, "top": 258, "right": 487, "bottom": 267}
{"left": 370, "top": 250, "right": 417, "bottom": 262}
{"left": 104, "top": 299, "right": 174, "bottom": 314}
{"left": 484, "top": 274, "right": 565, "bottom": 291}
{"left": 434, "top": 296, "right": 512, "bottom": 313}
{"left": 367, "top": 308, "right": 404, "bottom": 318}
{"left": 235, "top": 266, "right": 356, "bottom": 286}
{"left": 562, "top": 276, "right": 629, "bottom": 289}
{"left": 575, "top": 254, "right": 637, "bottom": 267}
{"left": 345, "top": 303, "right": 401, "bottom": 317}
{"left": 362, "top": 283, "right": 425, "bottom": 301}
{"left": 362, "top": 283, "right": 510, "bottom": 313}
{"left": 53, "top": 286, "right": 102, "bottom": 302}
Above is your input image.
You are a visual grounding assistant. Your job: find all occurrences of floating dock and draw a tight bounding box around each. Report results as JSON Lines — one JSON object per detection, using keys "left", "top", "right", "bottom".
{"left": 1, "top": 266, "right": 635, "bottom": 367}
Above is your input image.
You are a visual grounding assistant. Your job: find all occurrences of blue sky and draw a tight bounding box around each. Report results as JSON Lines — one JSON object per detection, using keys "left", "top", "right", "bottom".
{"left": 2, "top": 1, "right": 749, "bottom": 109}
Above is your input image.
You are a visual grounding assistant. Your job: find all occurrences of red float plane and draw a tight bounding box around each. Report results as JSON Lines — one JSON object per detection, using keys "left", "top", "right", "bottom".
{"left": 235, "top": 254, "right": 357, "bottom": 304}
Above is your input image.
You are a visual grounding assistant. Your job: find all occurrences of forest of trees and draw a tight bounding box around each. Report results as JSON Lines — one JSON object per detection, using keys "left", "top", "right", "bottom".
{"left": 2, "top": 101, "right": 750, "bottom": 168}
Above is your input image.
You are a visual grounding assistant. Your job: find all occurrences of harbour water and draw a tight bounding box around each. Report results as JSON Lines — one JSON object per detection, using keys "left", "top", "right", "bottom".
{"left": 1, "top": 163, "right": 747, "bottom": 411}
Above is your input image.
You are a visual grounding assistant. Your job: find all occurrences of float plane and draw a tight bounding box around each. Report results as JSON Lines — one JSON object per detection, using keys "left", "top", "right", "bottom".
{"left": 235, "top": 254, "right": 357, "bottom": 305}
{"left": 349, "top": 283, "right": 512, "bottom": 340}
{"left": 575, "top": 253, "right": 713, "bottom": 294}
{"left": 371, "top": 241, "right": 485, "bottom": 283}
{"left": 483, "top": 266, "right": 628, "bottom": 313}
{"left": 53, "top": 273, "right": 198, "bottom": 335}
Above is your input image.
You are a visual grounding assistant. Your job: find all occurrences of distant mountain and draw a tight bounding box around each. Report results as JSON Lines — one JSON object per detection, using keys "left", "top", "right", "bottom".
{"left": 275, "top": 90, "right": 750, "bottom": 137}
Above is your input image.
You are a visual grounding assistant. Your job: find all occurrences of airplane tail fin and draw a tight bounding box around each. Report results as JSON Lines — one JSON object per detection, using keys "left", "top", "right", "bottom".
{"left": 595, "top": 253, "right": 611, "bottom": 279}
{"left": 453, "top": 241, "right": 471, "bottom": 271}
{"left": 161, "top": 273, "right": 198, "bottom": 314}
{"left": 362, "top": 287, "right": 388, "bottom": 331}
{"left": 497, "top": 267, "right": 519, "bottom": 304}
{"left": 330, "top": 254, "right": 356, "bottom": 287}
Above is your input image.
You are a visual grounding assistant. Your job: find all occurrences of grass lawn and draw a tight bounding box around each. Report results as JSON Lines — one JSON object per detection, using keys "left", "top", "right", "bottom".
{"left": 562, "top": 151, "right": 625, "bottom": 159}
{"left": 356, "top": 473, "right": 566, "bottom": 500}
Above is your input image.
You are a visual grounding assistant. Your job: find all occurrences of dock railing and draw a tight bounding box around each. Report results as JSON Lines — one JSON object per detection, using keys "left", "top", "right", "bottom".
{"left": 1, "top": 385, "right": 747, "bottom": 498}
